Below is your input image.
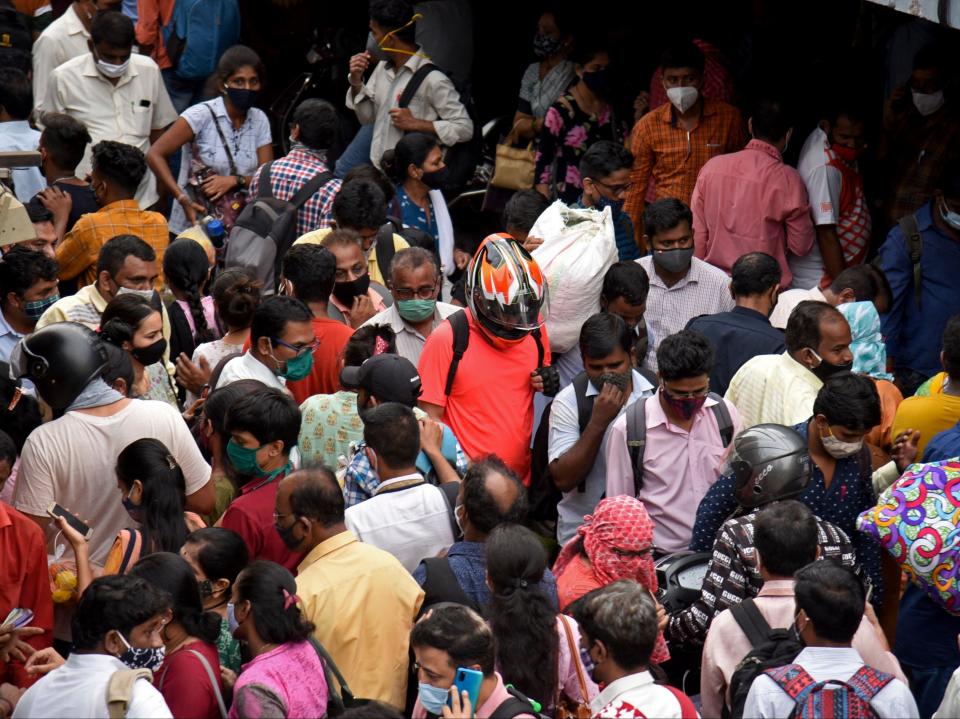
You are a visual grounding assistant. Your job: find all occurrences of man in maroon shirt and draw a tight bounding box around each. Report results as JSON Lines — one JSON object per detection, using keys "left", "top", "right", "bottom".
{"left": 216, "top": 388, "right": 303, "bottom": 572}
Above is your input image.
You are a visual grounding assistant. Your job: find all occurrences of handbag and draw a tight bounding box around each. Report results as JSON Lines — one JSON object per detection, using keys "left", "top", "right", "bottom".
{"left": 490, "top": 123, "right": 536, "bottom": 191}
{"left": 555, "top": 614, "right": 592, "bottom": 719}
{"left": 185, "top": 105, "right": 248, "bottom": 230}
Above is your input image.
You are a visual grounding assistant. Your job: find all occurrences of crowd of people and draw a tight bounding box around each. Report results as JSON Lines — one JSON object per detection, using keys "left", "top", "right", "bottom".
{"left": 1, "top": 0, "right": 960, "bottom": 718}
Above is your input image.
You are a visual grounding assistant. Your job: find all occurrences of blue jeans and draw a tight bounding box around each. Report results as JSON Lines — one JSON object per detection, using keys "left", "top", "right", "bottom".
{"left": 902, "top": 663, "right": 956, "bottom": 719}
{"left": 334, "top": 124, "right": 374, "bottom": 178}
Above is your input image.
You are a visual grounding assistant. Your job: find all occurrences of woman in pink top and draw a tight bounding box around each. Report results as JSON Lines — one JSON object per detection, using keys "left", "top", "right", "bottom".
{"left": 486, "top": 524, "right": 598, "bottom": 712}
{"left": 224, "top": 560, "right": 328, "bottom": 719}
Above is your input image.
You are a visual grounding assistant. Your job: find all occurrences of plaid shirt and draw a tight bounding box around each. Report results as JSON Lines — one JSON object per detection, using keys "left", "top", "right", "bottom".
{"left": 343, "top": 430, "right": 469, "bottom": 509}
{"left": 625, "top": 98, "right": 744, "bottom": 247}
{"left": 56, "top": 199, "right": 169, "bottom": 287}
{"left": 248, "top": 148, "right": 342, "bottom": 238}
{"left": 668, "top": 509, "right": 856, "bottom": 648}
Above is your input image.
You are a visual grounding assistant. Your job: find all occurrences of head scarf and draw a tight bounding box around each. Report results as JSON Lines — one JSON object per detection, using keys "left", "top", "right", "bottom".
{"left": 553, "top": 496, "right": 669, "bottom": 664}
{"left": 837, "top": 301, "right": 894, "bottom": 381}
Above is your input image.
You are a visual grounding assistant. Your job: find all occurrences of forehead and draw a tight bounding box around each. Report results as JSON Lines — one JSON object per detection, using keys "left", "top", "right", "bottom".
{"left": 118, "top": 256, "right": 155, "bottom": 275}
{"left": 651, "top": 220, "right": 692, "bottom": 243}
{"left": 818, "top": 316, "right": 852, "bottom": 343}
{"left": 329, "top": 242, "right": 363, "bottom": 264}
{"left": 393, "top": 262, "right": 437, "bottom": 284}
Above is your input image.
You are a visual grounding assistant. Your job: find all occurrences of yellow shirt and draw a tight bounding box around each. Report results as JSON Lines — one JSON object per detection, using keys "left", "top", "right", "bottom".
{"left": 724, "top": 352, "right": 823, "bottom": 428}
{"left": 296, "top": 530, "right": 424, "bottom": 709}
{"left": 293, "top": 228, "right": 409, "bottom": 286}
{"left": 892, "top": 392, "right": 960, "bottom": 457}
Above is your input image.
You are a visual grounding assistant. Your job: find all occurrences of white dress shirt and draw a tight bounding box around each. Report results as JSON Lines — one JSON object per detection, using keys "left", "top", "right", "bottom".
{"left": 589, "top": 670, "right": 694, "bottom": 718}
{"left": 13, "top": 652, "right": 173, "bottom": 719}
{"left": 216, "top": 351, "right": 286, "bottom": 392}
{"left": 31, "top": 3, "right": 90, "bottom": 113}
{"left": 42, "top": 53, "right": 177, "bottom": 208}
{"left": 0, "top": 121, "right": 44, "bottom": 201}
{"left": 345, "top": 53, "right": 473, "bottom": 170}
{"left": 344, "top": 473, "right": 455, "bottom": 573}
{"left": 361, "top": 301, "right": 462, "bottom": 367}
{"left": 743, "top": 646, "right": 919, "bottom": 719}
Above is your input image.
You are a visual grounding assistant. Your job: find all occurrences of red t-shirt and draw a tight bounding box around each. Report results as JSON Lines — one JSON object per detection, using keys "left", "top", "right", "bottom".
{"left": 286, "top": 317, "right": 355, "bottom": 404}
{"left": 218, "top": 477, "right": 303, "bottom": 573}
{"left": 155, "top": 641, "right": 223, "bottom": 719}
{"left": 417, "top": 311, "right": 549, "bottom": 485}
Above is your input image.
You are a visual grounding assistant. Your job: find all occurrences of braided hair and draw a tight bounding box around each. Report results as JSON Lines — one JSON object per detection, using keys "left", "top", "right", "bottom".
{"left": 163, "top": 240, "right": 215, "bottom": 344}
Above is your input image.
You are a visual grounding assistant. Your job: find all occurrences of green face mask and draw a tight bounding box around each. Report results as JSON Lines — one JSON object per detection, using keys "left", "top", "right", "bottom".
{"left": 227, "top": 438, "right": 265, "bottom": 476}
{"left": 397, "top": 299, "right": 437, "bottom": 322}
{"left": 275, "top": 350, "right": 314, "bottom": 382}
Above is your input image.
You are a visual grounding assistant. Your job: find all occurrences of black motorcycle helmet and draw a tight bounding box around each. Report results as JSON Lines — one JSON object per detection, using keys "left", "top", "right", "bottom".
{"left": 727, "top": 424, "right": 811, "bottom": 509}
{"left": 10, "top": 323, "right": 109, "bottom": 410}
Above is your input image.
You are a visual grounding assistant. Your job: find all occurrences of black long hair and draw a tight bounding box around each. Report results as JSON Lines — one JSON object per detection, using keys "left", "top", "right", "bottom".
{"left": 234, "top": 560, "right": 315, "bottom": 645}
{"left": 129, "top": 552, "right": 221, "bottom": 645}
{"left": 116, "top": 438, "right": 189, "bottom": 556}
{"left": 485, "top": 523, "right": 559, "bottom": 706}
{"left": 163, "top": 239, "right": 215, "bottom": 344}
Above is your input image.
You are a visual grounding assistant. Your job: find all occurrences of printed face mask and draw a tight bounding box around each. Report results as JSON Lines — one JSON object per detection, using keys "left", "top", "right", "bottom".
{"left": 116, "top": 632, "right": 165, "bottom": 671}
{"left": 662, "top": 392, "right": 707, "bottom": 421}
{"left": 22, "top": 294, "right": 59, "bottom": 321}
{"left": 533, "top": 32, "right": 562, "bottom": 59}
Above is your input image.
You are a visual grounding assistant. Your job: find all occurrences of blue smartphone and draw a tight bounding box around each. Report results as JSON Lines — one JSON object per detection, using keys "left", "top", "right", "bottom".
{"left": 450, "top": 667, "right": 483, "bottom": 716}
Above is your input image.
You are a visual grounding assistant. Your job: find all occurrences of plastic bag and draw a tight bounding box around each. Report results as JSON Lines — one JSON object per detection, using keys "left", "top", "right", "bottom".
{"left": 530, "top": 201, "right": 618, "bottom": 353}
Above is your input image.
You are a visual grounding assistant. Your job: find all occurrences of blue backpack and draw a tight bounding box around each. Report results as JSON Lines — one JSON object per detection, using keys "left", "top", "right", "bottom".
{"left": 163, "top": 0, "right": 240, "bottom": 79}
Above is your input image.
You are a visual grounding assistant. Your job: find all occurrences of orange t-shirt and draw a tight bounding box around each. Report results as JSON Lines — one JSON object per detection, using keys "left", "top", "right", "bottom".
{"left": 417, "top": 311, "right": 549, "bottom": 485}
{"left": 556, "top": 553, "right": 601, "bottom": 613}
{"left": 286, "top": 317, "right": 355, "bottom": 404}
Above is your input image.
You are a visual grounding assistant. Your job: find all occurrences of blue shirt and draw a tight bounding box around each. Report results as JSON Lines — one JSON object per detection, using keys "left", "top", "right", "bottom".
{"left": 397, "top": 185, "right": 439, "bottom": 242}
{"left": 574, "top": 198, "right": 639, "bottom": 261}
{"left": 412, "top": 541, "right": 558, "bottom": 609}
{"left": 690, "top": 420, "right": 882, "bottom": 602}
{"left": 686, "top": 306, "right": 786, "bottom": 396}
{"left": 922, "top": 419, "right": 960, "bottom": 462}
{"left": 879, "top": 201, "right": 960, "bottom": 379}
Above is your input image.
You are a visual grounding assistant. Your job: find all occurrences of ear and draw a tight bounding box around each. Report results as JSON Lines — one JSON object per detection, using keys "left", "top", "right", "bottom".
{"left": 103, "top": 629, "right": 125, "bottom": 657}
{"left": 837, "top": 288, "right": 856, "bottom": 304}
{"left": 5, "top": 291, "right": 20, "bottom": 308}
{"left": 130, "top": 478, "right": 144, "bottom": 501}
{"left": 747, "top": 117, "right": 754, "bottom": 137}
{"left": 212, "top": 577, "right": 231, "bottom": 597}
{"left": 113, "top": 378, "right": 128, "bottom": 396}
{"left": 266, "top": 439, "right": 285, "bottom": 459}
{"left": 256, "top": 336, "right": 273, "bottom": 356}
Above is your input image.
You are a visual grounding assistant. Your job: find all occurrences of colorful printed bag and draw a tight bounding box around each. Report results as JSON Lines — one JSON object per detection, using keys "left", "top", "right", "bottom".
{"left": 856, "top": 459, "right": 960, "bottom": 614}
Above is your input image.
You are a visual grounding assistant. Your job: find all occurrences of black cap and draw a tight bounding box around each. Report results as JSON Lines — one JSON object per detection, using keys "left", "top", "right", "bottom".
{"left": 340, "top": 354, "right": 423, "bottom": 406}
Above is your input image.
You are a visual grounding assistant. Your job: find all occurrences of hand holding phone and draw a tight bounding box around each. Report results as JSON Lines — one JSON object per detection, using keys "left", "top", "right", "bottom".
{"left": 450, "top": 667, "right": 482, "bottom": 717}
{"left": 47, "top": 503, "right": 93, "bottom": 541}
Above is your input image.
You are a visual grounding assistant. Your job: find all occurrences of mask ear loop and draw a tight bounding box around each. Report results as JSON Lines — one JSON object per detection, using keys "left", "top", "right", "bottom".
{"left": 378, "top": 13, "right": 431, "bottom": 59}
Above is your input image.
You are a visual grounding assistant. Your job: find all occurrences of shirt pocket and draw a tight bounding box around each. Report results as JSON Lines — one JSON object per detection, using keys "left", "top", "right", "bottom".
{"left": 127, "top": 104, "right": 153, "bottom": 139}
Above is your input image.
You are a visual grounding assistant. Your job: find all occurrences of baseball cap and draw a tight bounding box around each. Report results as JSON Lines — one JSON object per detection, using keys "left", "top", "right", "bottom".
{"left": 340, "top": 354, "right": 423, "bottom": 406}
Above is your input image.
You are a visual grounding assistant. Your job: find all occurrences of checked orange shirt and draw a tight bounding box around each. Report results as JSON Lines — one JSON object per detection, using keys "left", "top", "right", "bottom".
{"left": 625, "top": 98, "right": 745, "bottom": 250}
{"left": 56, "top": 199, "right": 169, "bottom": 288}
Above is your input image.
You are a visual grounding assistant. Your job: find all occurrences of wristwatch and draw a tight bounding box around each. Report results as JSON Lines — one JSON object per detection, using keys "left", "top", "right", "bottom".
{"left": 236, "top": 175, "right": 247, "bottom": 189}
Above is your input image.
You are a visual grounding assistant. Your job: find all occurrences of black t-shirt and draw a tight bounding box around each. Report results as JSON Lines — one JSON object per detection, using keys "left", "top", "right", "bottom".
{"left": 57, "top": 182, "right": 99, "bottom": 232}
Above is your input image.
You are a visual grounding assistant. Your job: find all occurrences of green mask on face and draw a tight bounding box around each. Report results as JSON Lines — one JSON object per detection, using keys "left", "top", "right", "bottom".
{"left": 397, "top": 299, "right": 437, "bottom": 322}
{"left": 227, "top": 439, "right": 264, "bottom": 476}
{"left": 276, "top": 350, "right": 314, "bottom": 382}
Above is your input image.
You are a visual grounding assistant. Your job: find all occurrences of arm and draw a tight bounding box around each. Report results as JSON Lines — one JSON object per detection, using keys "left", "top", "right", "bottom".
{"left": 418, "top": 419, "right": 460, "bottom": 485}
{"left": 31, "top": 36, "right": 54, "bottom": 115}
{"left": 185, "top": 478, "right": 216, "bottom": 516}
{"left": 512, "top": 110, "right": 540, "bottom": 141}
{"left": 55, "top": 515, "right": 95, "bottom": 597}
{"left": 345, "top": 54, "right": 376, "bottom": 125}
{"left": 691, "top": 177, "right": 709, "bottom": 259}
{"left": 816, "top": 225, "right": 845, "bottom": 282}
{"left": 550, "top": 384, "right": 626, "bottom": 493}
{"left": 625, "top": 122, "right": 654, "bottom": 247}
{"left": 425, "top": 76, "right": 473, "bottom": 146}
{"left": 146, "top": 118, "right": 205, "bottom": 222}
{"left": 783, "top": 178, "right": 816, "bottom": 259}
{"left": 699, "top": 624, "right": 726, "bottom": 719}
{"left": 55, "top": 220, "right": 95, "bottom": 282}
{"left": 134, "top": 0, "right": 161, "bottom": 58}
{"left": 7, "top": 529, "right": 54, "bottom": 687}
{"left": 668, "top": 526, "right": 737, "bottom": 647}
{"left": 878, "top": 229, "right": 910, "bottom": 364}
{"left": 418, "top": 401, "right": 445, "bottom": 422}
{"left": 602, "top": 415, "right": 636, "bottom": 498}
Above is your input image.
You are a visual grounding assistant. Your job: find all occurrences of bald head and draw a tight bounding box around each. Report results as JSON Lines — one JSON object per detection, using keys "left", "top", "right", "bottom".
{"left": 460, "top": 456, "right": 528, "bottom": 540}
{"left": 279, "top": 468, "right": 344, "bottom": 526}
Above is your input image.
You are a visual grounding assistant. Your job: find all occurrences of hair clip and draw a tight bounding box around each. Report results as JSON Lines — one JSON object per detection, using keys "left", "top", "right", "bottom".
{"left": 373, "top": 336, "right": 389, "bottom": 356}
{"left": 282, "top": 587, "right": 301, "bottom": 610}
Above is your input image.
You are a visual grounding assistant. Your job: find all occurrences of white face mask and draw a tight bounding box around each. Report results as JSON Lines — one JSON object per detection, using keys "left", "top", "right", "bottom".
{"left": 820, "top": 425, "right": 863, "bottom": 459}
{"left": 912, "top": 89, "right": 944, "bottom": 117}
{"left": 95, "top": 56, "right": 129, "bottom": 79}
{"left": 666, "top": 86, "right": 699, "bottom": 113}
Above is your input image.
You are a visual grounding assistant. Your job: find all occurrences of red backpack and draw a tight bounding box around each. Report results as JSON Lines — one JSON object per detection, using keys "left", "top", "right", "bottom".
{"left": 764, "top": 664, "right": 894, "bottom": 719}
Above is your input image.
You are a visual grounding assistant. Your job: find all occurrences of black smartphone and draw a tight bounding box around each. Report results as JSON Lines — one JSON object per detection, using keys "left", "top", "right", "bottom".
{"left": 47, "top": 503, "right": 93, "bottom": 540}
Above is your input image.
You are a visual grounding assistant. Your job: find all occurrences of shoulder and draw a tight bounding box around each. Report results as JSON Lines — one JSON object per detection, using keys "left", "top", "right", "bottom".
{"left": 130, "top": 53, "right": 161, "bottom": 72}
{"left": 294, "top": 228, "right": 330, "bottom": 246}
{"left": 691, "top": 257, "right": 732, "bottom": 283}
{"left": 52, "top": 53, "right": 87, "bottom": 76}
{"left": 422, "top": 317, "right": 456, "bottom": 350}
{"left": 637, "top": 103, "right": 671, "bottom": 131}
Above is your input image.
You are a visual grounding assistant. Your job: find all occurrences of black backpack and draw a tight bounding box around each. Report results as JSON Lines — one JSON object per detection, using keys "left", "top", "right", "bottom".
{"left": 725, "top": 598, "right": 805, "bottom": 719}
{"left": 397, "top": 63, "right": 481, "bottom": 195}
{"left": 0, "top": 2, "right": 30, "bottom": 64}
{"left": 224, "top": 163, "right": 331, "bottom": 292}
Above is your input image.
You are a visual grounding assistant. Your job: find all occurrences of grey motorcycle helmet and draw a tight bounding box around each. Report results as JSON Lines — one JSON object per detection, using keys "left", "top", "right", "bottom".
{"left": 727, "top": 423, "right": 812, "bottom": 509}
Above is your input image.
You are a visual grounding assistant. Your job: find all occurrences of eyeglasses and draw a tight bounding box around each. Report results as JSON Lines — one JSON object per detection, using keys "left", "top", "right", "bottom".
{"left": 612, "top": 546, "right": 653, "bottom": 559}
{"left": 272, "top": 511, "right": 293, "bottom": 523}
{"left": 662, "top": 384, "right": 709, "bottom": 400}
{"left": 272, "top": 337, "right": 319, "bottom": 357}
{"left": 392, "top": 283, "right": 439, "bottom": 301}
{"left": 592, "top": 178, "right": 634, "bottom": 194}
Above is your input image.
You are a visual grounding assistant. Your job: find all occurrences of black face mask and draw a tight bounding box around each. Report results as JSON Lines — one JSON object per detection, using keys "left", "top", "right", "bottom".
{"left": 332, "top": 273, "right": 371, "bottom": 306}
{"left": 807, "top": 349, "right": 853, "bottom": 382}
{"left": 421, "top": 168, "right": 449, "bottom": 190}
{"left": 225, "top": 87, "right": 258, "bottom": 111}
{"left": 581, "top": 69, "right": 610, "bottom": 99}
{"left": 131, "top": 338, "right": 167, "bottom": 366}
{"left": 276, "top": 520, "right": 301, "bottom": 551}
{"left": 589, "top": 371, "right": 630, "bottom": 393}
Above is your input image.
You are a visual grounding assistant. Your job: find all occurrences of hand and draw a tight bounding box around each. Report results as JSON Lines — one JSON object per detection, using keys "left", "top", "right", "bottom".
{"left": 200, "top": 174, "right": 238, "bottom": 202}
{"left": 0, "top": 683, "right": 23, "bottom": 719}
{"left": 175, "top": 353, "right": 211, "bottom": 396}
{"left": 588, "top": 382, "right": 626, "bottom": 430}
{"left": 633, "top": 90, "right": 651, "bottom": 121}
{"left": 442, "top": 687, "right": 473, "bottom": 719}
{"left": 24, "top": 647, "right": 64, "bottom": 676}
{"left": 55, "top": 514, "right": 91, "bottom": 551}
{"left": 36, "top": 187, "right": 72, "bottom": 223}
{"left": 890, "top": 428, "right": 920, "bottom": 472}
{"left": 419, "top": 418, "right": 444, "bottom": 458}
{"left": 652, "top": 592, "right": 668, "bottom": 633}
{"left": 530, "top": 370, "right": 545, "bottom": 393}
{"left": 178, "top": 192, "right": 206, "bottom": 225}
{"left": 389, "top": 107, "right": 422, "bottom": 132}
{"left": 348, "top": 52, "right": 371, "bottom": 86}
{"left": 345, "top": 293, "right": 376, "bottom": 328}
{"left": 522, "top": 235, "right": 544, "bottom": 252}
{"left": 182, "top": 397, "right": 205, "bottom": 423}
{"left": 453, "top": 249, "right": 471, "bottom": 271}
{"left": 0, "top": 627, "right": 43, "bottom": 663}
{"left": 220, "top": 666, "right": 237, "bottom": 692}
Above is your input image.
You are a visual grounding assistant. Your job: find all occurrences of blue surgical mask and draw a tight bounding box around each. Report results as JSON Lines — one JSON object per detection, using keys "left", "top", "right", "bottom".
{"left": 227, "top": 602, "right": 240, "bottom": 634}
{"left": 941, "top": 199, "right": 960, "bottom": 231}
{"left": 418, "top": 682, "right": 450, "bottom": 714}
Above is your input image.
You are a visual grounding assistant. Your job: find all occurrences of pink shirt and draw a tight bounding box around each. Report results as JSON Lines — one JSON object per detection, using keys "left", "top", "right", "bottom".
{"left": 411, "top": 672, "right": 535, "bottom": 719}
{"left": 692, "top": 139, "right": 815, "bottom": 288}
{"left": 700, "top": 579, "right": 907, "bottom": 718}
{"left": 604, "top": 391, "right": 741, "bottom": 552}
{"left": 229, "top": 640, "right": 329, "bottom": 719}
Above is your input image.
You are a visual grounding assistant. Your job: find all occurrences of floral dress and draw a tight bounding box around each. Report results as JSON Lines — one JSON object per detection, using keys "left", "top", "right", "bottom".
{"left": 534, "top": 94, "right": 623, "bottom": 203}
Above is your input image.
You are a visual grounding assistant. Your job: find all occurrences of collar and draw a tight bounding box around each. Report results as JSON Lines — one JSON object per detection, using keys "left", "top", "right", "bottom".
{"left": 746, "top": 138, "right": 783, "bottom": 161}
{"left": 65, "top": 652, "right": 127, "bottom": 671}
{"left": 385, "top": 51, "right": 428, "bottom": 78}
{"left": 285, "top": 147, "right": 330, "bottom": 169}
{"left": 101, "top": 199, "right": 141, "bottom": 213}
{"left": 583, "top": 369, "right": 656, "bottom": 398}
{"left": 298, "top": 530, "right": 359, "bottom": 572}
{"left": 757, "top": 579, "right": 797, "bottom": 597}
{"left": 646, "top": 388, "right": 719, "bottom": 430}
{"left": 80, "top": 54, "right": 138, "bottom": 85}
{"left": 0, "top": 501, "right": 11, "bottom": 530}
{"left": 240, "top": 462, "right": 292, "bottom": 495}
{"left": 0, "top": 309, "right": 23, "bottom": 340}
{"left": 590, "top": 671, "right": 656, "bottom": 713}
{"left": 1, "top": 120, "right": 34, "bottom": 135}
{"left": 732, "top": 305, "right": 772, "bottom": 323}
{"left": 82, "top": 282, "right": 110, "bottom": 314}
{"left": 65, "top": 4, "right": 91, "bottom": 37}
{"left": 373, "top": 473, "right": 425, "bottom": 495}
{"left": 794, "top": 645, "right": 863, "bottom": 665}
{"left": 915, "top": 200, "right": 951, "bottom": 237}
{"left": 782, "top": 351, "right": 818, "bottom": 377}
{"left": 663, "top": 96, "right": 716, "bottom": 127}
{"left": 447, "top": 540, "right": 485, "bottom": 558}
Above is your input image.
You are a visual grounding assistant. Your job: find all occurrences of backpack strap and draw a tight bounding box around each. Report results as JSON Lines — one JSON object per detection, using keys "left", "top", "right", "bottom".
{"left": 626, "top": 397, "right": 649, "bottom": 497}
{"left": 898, "top": 213, "right": 923, "bottom": 308}
{"left": 116, "top": 528, "right": 143, "bottom": 576}
{"left": 444, "top": 310, "right": 470, "bottom": 396}
{"left": 844, "top": 665, "right": 895, "bottom": 706}
{"left": 309, "top": 635, "right": 359, "bottom": 709}
{"left": 531, "top": 327, "right": 545, "bottom": 368}
{"left": 570, "top": 372, "right": 595, "bottom": 494}
{"left": 203, "top": 104, "right": 238, "bottom": 176}
{"left": 398, "top": 63, "right": 440, "bottom": 109}
{"left": 374, "top": 226, "right": 398, "bottom": 278}
{"left": 436, "top": 480, "right": 461, "bottom": 540}
{"left": 730, "top": 598, "right": 774, "bottom": 649}
{"left": 636, "top": 366, "right": 658, "bottom": 388}
{"left": 106, "top": 668, "right": 153, "bottom": 719}
{"left": 369, "top": 280, "right": 394, "bottom": 308}
{"left": 257, "top": 162, "right": 274, "bottom": 200}
{"left": 708, "top": 393, "right": 734, "bottom": 447}
{"left": 765, "top": 664, "right": 819, "bottom": 704}
{"left": 420, "top": 557, "right": 480, "bottom": 613}
{"left": 287, "top": 170, "right": 333, "bottom": 212}
{"left": 160, "top": 650, "right": 227, "bottom": 719}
